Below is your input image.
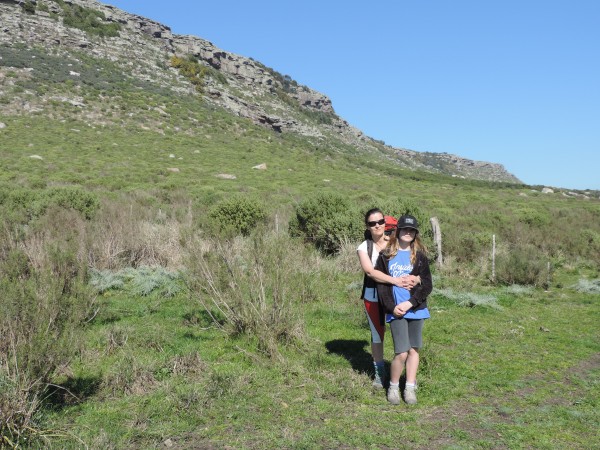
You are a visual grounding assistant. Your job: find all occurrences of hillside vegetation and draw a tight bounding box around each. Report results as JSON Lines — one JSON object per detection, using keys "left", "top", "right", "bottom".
{"left": 0, "top": 1, "right": 599, "bottom": 448}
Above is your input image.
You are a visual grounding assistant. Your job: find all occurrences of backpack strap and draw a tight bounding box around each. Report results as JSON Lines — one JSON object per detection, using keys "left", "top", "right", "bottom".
{"left": 361, "top": 240, "right": 376, "bottom": 299}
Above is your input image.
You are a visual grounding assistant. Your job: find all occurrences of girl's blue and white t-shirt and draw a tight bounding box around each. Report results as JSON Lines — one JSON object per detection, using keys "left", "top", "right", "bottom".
{"left": 357, "top": 240, "right": 380, "bottom": 302}
{"left": 387, "top": 249, "right": 430, "bottom": 321}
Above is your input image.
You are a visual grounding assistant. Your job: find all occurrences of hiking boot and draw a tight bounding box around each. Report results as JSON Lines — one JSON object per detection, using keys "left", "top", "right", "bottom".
{"left": 403, "top": 385, "right": 417, "bottom": 405}
{"left": 387, "top": 386, "right": 400, "bottom": 405}
{"left": 372, "top": 367, "right": 386, "bottom": 389}
{"left": 372, "top": 374, "right": 384, "bottom": 389}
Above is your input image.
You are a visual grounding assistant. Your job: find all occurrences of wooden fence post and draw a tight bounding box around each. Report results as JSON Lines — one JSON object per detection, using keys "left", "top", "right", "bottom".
{"left": 430, "top": 217, "right": 443, "bottom": 267}
{"left": 492, "top": 234, "right": 496, "bottom": 282}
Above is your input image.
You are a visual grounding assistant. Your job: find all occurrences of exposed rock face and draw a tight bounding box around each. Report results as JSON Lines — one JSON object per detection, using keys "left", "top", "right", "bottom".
{"left": 0, "top": 0, "right": 521, "bottom": 184}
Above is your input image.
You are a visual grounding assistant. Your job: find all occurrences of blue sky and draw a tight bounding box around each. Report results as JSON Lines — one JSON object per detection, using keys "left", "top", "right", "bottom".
{"left": 107, "top": 1, "right": 599, "bottom": 190}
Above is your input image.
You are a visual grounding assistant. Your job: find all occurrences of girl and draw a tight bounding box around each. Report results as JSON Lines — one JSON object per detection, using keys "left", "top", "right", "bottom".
{"left": 374, "top": 214, "right": 432, "bottom": 405}
{"left": 357, "top": 209, "right": 417, "bottom": 388}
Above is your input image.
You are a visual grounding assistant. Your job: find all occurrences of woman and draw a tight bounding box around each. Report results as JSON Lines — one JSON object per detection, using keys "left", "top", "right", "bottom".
{"left": 357, "top": 209, "right": 418, "bottom": 388}
{"left": 374, "top": 214, "right": 432, "bottom": 405}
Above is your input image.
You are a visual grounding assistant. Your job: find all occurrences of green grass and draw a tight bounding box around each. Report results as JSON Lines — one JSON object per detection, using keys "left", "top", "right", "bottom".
{"left": 33, "top": 267, "right": 599, "bottom": 449}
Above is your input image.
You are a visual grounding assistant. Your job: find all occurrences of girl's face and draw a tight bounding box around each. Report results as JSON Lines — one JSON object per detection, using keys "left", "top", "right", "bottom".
{"left": 397, "top": 227, "right": 417, "bottom": 246}
{"left": 366, "top": 212, "right": 385, "bottom": 240}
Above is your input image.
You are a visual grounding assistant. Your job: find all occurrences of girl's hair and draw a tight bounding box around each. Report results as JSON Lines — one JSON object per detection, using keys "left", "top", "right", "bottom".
{"left": 384, "top": 228, "right": 428, "bottom": 265}
{"left": 363, "top": 208, "right": 383, "bottom": 241}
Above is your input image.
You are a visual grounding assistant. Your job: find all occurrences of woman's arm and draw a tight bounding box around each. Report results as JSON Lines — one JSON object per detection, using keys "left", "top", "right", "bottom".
{"left": 358, "top": 250, "right": 400, "bottom": 285}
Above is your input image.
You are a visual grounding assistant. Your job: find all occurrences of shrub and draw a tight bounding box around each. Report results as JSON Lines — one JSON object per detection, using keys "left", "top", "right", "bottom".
{"left": 184, "top": 232, "right": 306, "bottom": 359}
{"left": 58, "top": 1, "right": 121, "bottom": 37}
{"left": 89, "top": 266, "right": 183, "bottom": 297}
{"left": 571, "top": 278, "right": 600, "bottom": 294}
{"left": 20, "top": 1, "right": 36, "bottom": 14}
{"left": 446, "top": 230, "right": 491, "bottom": 264}
{"left": 46, "top": 187, "right": 100, "bottom": 220}
{"left": 0, "top": 248, "right": 93, "bottom": 445}
{"left": 516, "top": 207, "right": 550, "bottom": 227}
{"left": 207, "top": 195, "right": 267, "bottom": 237}
{"left": 577, "top": 229, "right": 600, "bottom": 262}
{"left": 434, "top": 288, "right": 501, "bottom": 309}
{"left": 289, "top": 193, "right": 362, "bottom": 254}
{"left": 494, "top": 246, "right": 551, "bottom": 287}
{"left": 87, "top": 198, "right": 185, "bottom": 270}
{"left": 0, "top": 186, "right": 100, "bottom": 223}
{"left": 170, "top": 55, "right": 207, "bottom": 93}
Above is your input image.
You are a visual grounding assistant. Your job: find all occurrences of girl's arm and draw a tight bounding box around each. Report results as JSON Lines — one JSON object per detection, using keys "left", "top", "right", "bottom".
{"left": 407, "top": 253, "right": 433, "bottom": 308}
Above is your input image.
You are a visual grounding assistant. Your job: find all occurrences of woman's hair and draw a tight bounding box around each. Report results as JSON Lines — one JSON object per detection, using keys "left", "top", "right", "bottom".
{"left": 384, "top": 228, "right": 428, "bottom": 264}
{"left": 363, "top": 208, "right": 383, "bottom": 241}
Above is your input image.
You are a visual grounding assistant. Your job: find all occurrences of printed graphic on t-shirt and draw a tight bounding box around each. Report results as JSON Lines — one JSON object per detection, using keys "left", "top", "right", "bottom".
{"left": 389, "top": 251, "right": 412, "bottom": 277}
{"left": 389, "top": 260, "right": 412, "bottom": 277}
{"left": 389, "top": 251, "right": 412, "bottom": 304}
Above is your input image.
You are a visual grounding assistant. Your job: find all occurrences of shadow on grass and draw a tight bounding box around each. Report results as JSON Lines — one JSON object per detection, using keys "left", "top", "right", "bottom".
{"left": 325, "top": 339, "right": 373, "bottom": 374}
{"left": 45, "top": 375, "right": 102, "bottom": 410}
{"left": 182, "top": 309, "right": 219, "bottom": 327}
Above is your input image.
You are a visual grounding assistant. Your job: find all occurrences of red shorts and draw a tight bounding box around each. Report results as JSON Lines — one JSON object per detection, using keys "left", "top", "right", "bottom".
{"left": 363, "top": 300, "right": 385, "bottom": 344}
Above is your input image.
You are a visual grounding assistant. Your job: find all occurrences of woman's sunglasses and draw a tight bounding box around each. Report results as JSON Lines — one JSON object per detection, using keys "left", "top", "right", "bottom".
{"left": 367, "top": 219, "right": 386, "bottom": 227}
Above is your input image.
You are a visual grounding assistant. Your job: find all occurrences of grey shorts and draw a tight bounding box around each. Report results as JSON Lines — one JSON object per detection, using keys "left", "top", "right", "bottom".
{"left": 389, "top": 318, "right": 424, "bottom": 354}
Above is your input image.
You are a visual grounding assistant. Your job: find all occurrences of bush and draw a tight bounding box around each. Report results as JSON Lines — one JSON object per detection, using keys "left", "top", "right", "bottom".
{"left": 434, "top": 288, "right": 501, "bottom": 309}
{"left": 289, "top": 193, "right": 362, "bottom": 254}
{"left": 58, "top": 1, "right": 121, "bottom": 37}
{"left": 571, "top": 278, "right": 600, "bottom": 294}
{"left": 170, "top": 55, "right": 207, "bottom": 93}
{"left": 90, "top": 266, "right": 183, "bottom": 297}
{"left": 0, "top": 186, "right": 99, "bottom": 223}
{"left": 207, "top": 195, "right": 267, "bottom": 237}
{"left": 46, "top": 187, "right": 100, "bottom": 220}
{"left": 184, "top": 232, "right": 306, "bottom": 359}
{"left": 20, "top": 1, "right": 36, "bottom": 14}
{"left": 446, "top": 230, "right": 491, "bottom": 264}
{"left": 0, "top": 250, "right": 93, "bottom": 445}
{"left": 87, "top": 198, "right": 184, "bottom": 270}
{"left": 494, "top": 246, "right": 551, "bottom": 287}
{"left": 577, "top": 229, "right": 600, "bottom": 262}
{"left": 516, "top": 207, "right": 550, "bottom": 227}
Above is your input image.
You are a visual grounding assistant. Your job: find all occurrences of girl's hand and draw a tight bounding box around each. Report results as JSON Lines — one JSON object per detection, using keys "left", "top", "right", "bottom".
{"left": 393, "top": 304, "right": 406, "bottom": 318}
{"left": 396, "top": 301, "right": 413, "bottom": 316}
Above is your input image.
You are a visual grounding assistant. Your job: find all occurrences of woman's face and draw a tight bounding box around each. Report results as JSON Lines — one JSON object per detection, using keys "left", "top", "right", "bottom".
{"left": 366, "top": 212, "right": 385, "bottom": 240}
{"left": 397, "top": 227, "right": 417, "bottom": 245}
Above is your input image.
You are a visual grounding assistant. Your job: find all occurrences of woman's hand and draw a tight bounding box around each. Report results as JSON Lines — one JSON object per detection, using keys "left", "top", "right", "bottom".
{"left": 393, "top": 276, "right": 418, "bottom": 289}
{"left": 406, "top": 275, "right": 421, "bottom": 287}
{"left": 393, "top": 301, "right": 413, "bottom": 317}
